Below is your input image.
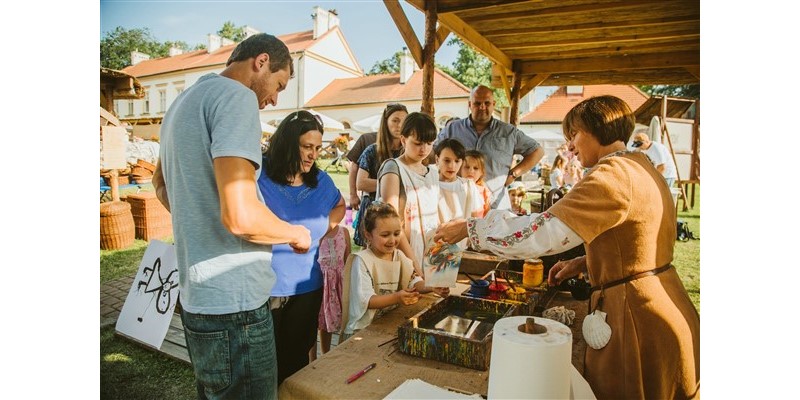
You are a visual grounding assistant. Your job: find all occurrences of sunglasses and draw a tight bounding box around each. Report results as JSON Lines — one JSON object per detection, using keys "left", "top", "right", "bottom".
{"left": 288, "top": 111, "right": 324, "bottom": 128}
{"left": 384, "top": 103, "right": 408, "bottom": 114}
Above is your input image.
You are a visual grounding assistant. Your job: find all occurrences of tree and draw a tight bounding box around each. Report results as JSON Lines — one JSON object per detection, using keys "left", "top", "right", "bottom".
{"left": 443, "top": 37, "right": 508, "bottom": 109}
{"left": 367, "top": 51, "right": 403, "bottom": 75}
{"left": 217, "top": 21, "right": 247, "bottom": 42}
{"left": 639, "top": 84, "right": 700, "bottom": 99}
{"left": 100, "top": 27, "right": 169, "bottom": 70}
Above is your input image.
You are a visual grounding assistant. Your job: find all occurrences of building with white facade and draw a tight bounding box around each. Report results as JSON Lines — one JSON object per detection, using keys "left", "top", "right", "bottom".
{"left": 117, "top": 7, "right": 362, "bottom": 139}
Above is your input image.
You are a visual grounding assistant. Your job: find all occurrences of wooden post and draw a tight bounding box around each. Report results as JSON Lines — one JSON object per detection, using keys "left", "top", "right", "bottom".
{"left": 110, "top": 169, "right": 121, "bottom": 202}
{"left": 509, "top": 61, "right": 522, "bottom": 126}
{"left": 421, "top": 0, "right": 437, "bottom": 117}
{"left": 661, "top": 95, "right": 688, "bottom": 212}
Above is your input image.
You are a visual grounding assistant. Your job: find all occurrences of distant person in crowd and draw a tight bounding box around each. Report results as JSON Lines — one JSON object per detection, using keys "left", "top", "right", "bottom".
{"left": 507, "top": 182, "right": 529, "bottom": 216}
{"left": 564, "top": 158, "right": 584, "bottom": 188}
{"left": 443, "top": 116, "right": 460, "bottom": 129}
{"left": 631, "top": 131, "right": 677, "bottom": 187}
{"left": 340, "top": 202, "right": 447, "bottom": 339}
{"left": 434, "top": 95, "right": 699, "bottom": 400}
{"left": 549, "top": 154, "right": 566, "bottom": 189}
{"left": 346, "top": 131, "right": 377, "bottom": 210}
{"left": 435, "top": 138, "right": 482, "bottom": 248}
{"left": 378, "top": 112, "right": 441, "bottom": 274}
{"left": 258, "top": 110, "right": 346, "bottom": 384}
{"left": 435, "top": 85, "right": 544, "bottom": 210}
{"left": 357, "top": 103, "right": 408, "bottom": 200}
{"left": 153, "top": 33, "right": 311, "bottom": 399}
{"left": 460, "top": 150, "right": 493, "bottom": 217}
{"left": 310, "top": 221, "right": 351, "bottom": 362}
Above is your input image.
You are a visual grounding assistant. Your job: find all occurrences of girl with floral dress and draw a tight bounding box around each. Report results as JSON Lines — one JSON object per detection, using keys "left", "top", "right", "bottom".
{"left": 310, "top": 224, "right": 351, "bottom": 361}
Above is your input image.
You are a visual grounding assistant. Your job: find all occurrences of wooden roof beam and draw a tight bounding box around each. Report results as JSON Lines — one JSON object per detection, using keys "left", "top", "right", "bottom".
{"left": 496, "top": 30, "right": 699, "bottom": 51}
{"left": 434, "top": 24, "right": 450, "bottom": 52}
{"left": 461, "top": 0, "right": 661, "bottom": 23}
{"left": 406, "top": 0, "right": 513, "bottom": 70}
{"left": 482, "top": 17, "right": 700, "bottom": 38}
{"left": 384, "top": 0, "right": 424, "bottom": 67}
{"left": 519, "top": 51, "right": 699, "bottom": 75}
{"left": 435, "top": 0, "right": 535, "bottom": 14}
{"left": 685, "top": 66, "right": 700, "bottom": 80}
{"left": 519, "top": 74, "right": 550, "bottom": 98}
{"left": 507, "top": 39, "right": 699, "bottom": 59}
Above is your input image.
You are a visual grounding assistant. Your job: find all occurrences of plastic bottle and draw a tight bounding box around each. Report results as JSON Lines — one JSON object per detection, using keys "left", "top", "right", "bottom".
{"left": 345, "top": 206, "right": 353, "bottom": 225}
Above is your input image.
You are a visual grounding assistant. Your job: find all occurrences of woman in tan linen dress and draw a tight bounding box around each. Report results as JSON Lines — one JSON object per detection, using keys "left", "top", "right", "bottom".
{"left": 434, "top": 95, "right": 699, "bottom": 399}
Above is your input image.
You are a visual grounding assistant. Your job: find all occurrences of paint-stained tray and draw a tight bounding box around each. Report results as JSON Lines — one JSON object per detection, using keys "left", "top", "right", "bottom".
{"left": 461, "top": 270, "right": 544, "bottom": 316}
{"left": 397, "top": 296, "right": 516, "bottom": 371}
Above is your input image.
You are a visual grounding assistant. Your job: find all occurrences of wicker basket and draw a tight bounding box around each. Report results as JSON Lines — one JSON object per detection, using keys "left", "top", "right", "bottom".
{"left": 136, "top": 159, "right": 157, "bottom": 173}
{"left": 125, "top": 192, "right": 172, "bottom": 240}
{"left": 131, "top": 165, "right": 154, "bottom": 178}
{"left": 102, "top": 174, "right": 131, "bottom": 186}
{"left": 100, "top": 201, "right": 135, "bottom": 250}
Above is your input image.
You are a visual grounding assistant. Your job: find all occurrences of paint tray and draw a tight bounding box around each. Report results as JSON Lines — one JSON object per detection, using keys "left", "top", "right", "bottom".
{"left": 461, "top": 270, "right": 543, "bottom": 316}
{"left": 397, "top": 295, "right": 516, "bottom": 370}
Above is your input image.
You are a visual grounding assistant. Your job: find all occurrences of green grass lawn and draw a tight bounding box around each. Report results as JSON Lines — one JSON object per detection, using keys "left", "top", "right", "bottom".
{"left": 100, "top": 159, "right": 699, "bottom": 396}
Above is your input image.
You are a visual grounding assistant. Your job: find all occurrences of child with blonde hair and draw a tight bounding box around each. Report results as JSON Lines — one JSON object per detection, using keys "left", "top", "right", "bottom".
{"left": 507, "top": 182, "right": 529, "bottom": 216}
{"left": 459, "top": 150, "right": 492, "bottom": 217}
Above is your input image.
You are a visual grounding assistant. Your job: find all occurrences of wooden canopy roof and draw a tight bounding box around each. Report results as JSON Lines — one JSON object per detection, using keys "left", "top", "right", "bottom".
{"left": 404, "top": 0, "right": 699, "bottom": 94}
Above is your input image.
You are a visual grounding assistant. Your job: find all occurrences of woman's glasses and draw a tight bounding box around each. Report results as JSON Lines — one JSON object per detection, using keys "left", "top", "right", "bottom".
{"left": 288, "top": 112, "right": 324, "bottom": 128}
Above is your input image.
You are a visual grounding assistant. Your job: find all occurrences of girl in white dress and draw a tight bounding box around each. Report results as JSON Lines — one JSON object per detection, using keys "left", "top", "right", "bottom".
{"left": 435, "top": 138, "right": 482, "bottom": 248}
{"left": 377, "top": 112, "right": 442, "bottom": 275}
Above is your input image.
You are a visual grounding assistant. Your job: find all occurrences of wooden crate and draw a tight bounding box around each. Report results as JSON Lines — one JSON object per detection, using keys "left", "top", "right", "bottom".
{"left": 397, "top": 296, "right": 516, "bottom": 371}
{"left": 125, "top": 192, "right": 172, "bottom": 240}
{"left": 460, "top": 251, "right": 508, "bottom": 276}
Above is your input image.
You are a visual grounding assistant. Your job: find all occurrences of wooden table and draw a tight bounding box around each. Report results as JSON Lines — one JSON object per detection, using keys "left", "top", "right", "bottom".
{"left": 277, "top": 283, "right": 589, "bottom": 399}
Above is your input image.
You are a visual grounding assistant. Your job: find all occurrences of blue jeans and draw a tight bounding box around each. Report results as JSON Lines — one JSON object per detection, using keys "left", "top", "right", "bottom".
{"left": 181, "top": 300, "right": 277, "bottom": 400}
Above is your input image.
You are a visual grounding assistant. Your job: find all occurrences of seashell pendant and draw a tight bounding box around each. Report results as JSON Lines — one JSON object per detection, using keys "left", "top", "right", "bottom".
{"left": 582, "top": 310, "right": 612, "bottom": 350}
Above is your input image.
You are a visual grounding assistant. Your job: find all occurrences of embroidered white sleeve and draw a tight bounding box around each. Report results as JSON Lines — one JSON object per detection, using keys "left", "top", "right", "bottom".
{"left": 467, "top": 209, "right": 583, "bottom": 260}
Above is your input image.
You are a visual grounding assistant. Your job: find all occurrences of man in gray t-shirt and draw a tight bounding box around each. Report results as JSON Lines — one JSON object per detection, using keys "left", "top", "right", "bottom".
{"left": 435, "top": 85, "right": 544, "bottom": 210}
{"left": 153, "top": 33, "right": 310, "bottom": 399}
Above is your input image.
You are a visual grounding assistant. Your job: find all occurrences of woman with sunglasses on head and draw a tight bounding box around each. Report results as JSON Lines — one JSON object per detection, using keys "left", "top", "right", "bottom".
{"left": 356, "top": 103, "right": 408, "bottom": 201}
{"left": 434, "top": 96, "right": 699, "bottom": 399}
{"left": 257, "top": 110, "right": 346, "bottom": 384}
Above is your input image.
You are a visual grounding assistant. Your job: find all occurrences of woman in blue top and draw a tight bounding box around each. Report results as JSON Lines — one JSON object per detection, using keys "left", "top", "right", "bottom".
{"left": 258, "top": 110, "right": 346, "bottom": 384}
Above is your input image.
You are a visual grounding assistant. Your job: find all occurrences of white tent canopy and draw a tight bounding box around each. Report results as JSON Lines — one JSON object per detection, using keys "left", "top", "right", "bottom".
{"left": 305, "top": 109, "right": 345, "bottom": 131}
{"left": 260, "top": 120, "right": 276, "bottom": 134}
{"left": 352, "top": 113, "right": 381, "bottom": 133}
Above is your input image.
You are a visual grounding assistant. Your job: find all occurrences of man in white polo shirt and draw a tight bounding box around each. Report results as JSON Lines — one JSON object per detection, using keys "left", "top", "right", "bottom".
{"left": 631, "top": 131, "right": 677, "bottom": 187}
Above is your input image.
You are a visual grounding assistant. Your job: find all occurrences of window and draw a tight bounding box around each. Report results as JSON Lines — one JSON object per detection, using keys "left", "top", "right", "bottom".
{"left": 143, "top": 92, "right": 150, "bottom": 114}
{"left": 127, "top": 101, "right": 134, "bottom": 116}
{"left": 566, "top": 86, "right": 583, "bottom": 95}
{"left": 159, "top": 89, "right": 167, "bottom": 113}
{"left": 113, "top": 101, "right": 120, "bottom": 117}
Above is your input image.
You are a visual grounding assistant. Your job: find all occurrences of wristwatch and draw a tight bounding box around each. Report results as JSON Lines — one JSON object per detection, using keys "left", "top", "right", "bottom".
{"left": 508, "top": 169, "right": 518, "bottom": 178}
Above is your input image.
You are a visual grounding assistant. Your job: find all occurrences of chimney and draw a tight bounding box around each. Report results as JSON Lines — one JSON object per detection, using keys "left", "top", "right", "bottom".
{"left": 131, "top": 50, "right": 150, "bottom": 66}
{"left": 312, "top": 6, "right": 340, "bottom": 39}
{"left": 244, "top": 25, "right": 260, "bottom": 39}
{"left": 399, "top": 47, "right": 416, "bottom": 84}
{"left": 168, "top": 46, "right": 183, "bottom": 57}
{"left": 208, "top": 33, "right": 222, "bottom": 53}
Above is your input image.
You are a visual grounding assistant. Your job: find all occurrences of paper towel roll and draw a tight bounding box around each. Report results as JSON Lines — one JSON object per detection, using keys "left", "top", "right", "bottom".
{"left": 488, "top": 316, "right": 572, "bottom": 399}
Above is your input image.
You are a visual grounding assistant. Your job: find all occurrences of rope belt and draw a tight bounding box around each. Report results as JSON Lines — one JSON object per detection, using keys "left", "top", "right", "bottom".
{"left": 588, "top": 264, "right": 673, "bottom": 314}
{"left": 591, "top": 263, "right": 673, "bottom": 293}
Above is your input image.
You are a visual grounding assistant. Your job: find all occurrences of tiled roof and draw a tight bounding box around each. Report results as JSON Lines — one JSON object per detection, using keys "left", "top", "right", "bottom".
{"left": 520, "top": 85, "right": 650, "bottom": 124}
{"left": 122, "top": 30, "right": 320, "bottom": 78}
{"left": 304, "top": 68, "right": 469, "bottom": 107}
